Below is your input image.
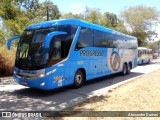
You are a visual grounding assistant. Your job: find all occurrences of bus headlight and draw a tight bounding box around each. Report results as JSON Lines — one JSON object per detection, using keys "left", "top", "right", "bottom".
{"left": 38, "top": 73, "right": 45, "bottom": 78}
{"left": 14, "top": 71, "right": 17, "bottom": 74}
{"left": 35, "top": 69, "right": 57, "bottom": 79}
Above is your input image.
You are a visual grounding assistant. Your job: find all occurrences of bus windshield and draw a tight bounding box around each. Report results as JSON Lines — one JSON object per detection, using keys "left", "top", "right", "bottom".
{"left": 15, "top": 25, "right": 78, "bottom": 70}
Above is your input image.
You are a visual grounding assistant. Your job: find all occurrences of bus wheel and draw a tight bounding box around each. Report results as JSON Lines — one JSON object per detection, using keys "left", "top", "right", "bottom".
{"left": 73, "top": 70, "right": 84, "bottom": 88}
{"left": 127, "top": 63, "right": 131, "bottom": 74}
{"left": 142, "top": 60, "right": 144, "bottom": 64}
{"left": 121, "top": 63, "right": 127, "bottom": 76}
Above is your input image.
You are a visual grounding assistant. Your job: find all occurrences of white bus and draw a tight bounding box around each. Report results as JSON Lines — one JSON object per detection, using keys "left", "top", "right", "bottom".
{"left": 137, "top": 47, "right": 152, "bottom": 65}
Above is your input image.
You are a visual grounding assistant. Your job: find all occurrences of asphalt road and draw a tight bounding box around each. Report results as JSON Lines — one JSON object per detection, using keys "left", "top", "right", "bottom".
{"left": 0, "top": 59, "right": 160, "bottom": 111}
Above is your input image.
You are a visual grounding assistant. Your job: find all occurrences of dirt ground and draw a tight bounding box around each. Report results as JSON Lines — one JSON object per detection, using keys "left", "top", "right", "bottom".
{"left": 57, "top": 69, "right": 160, "bottom": 120}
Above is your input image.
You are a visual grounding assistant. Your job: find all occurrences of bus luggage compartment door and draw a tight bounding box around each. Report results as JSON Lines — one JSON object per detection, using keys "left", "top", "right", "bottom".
{"left": 88, "top": 59, "right": 101, "bottom": 78}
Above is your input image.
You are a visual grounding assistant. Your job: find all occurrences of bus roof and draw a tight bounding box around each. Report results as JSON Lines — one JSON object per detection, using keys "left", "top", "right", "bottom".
{"left": 138, "top": 47, "right": 147, "bottom": 50}
{"left": 26, "top": 18, "right": 136, "bottom": 39}
{"left": 138, "top": 47, "right": 152, "bottom": 50}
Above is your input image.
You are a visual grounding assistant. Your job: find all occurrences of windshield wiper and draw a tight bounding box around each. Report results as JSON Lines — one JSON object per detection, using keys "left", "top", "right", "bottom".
{"left": 18, "top": 45, "right": 29, "bottom": 68}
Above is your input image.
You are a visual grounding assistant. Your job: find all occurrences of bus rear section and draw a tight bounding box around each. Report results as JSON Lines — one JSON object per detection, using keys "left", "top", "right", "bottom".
{"left": 7, "top": 19, "right": 138, "bottom": 90}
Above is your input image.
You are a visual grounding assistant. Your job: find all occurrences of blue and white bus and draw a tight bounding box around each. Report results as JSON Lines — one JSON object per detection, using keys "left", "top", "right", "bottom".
{"left": 7, "top": 19, "right": 138, "bottom": 90}
{"left": 137, "top": 47, "right": 152, "bottom": 65}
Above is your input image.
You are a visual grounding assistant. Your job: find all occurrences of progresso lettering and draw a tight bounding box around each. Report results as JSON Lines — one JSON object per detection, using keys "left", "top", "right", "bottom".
{"left": 80, "top": 50, "right": 104, "bottom": 56}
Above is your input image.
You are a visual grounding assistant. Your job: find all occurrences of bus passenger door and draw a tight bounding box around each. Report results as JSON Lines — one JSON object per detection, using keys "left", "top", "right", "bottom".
{"left": 63, "top": 61, "right": 71, "bottom": 85}
{"left": 51, "top": 61, "right": 71, "bottom": 88}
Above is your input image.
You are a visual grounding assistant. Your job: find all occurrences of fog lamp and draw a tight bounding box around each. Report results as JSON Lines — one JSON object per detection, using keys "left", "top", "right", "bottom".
{"left": 40, "top": 82, "right": 45, "bottom": 86}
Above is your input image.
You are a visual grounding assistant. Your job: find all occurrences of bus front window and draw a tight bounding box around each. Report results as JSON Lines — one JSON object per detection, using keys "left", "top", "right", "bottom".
{"left": 15, "top": 25, "right": 78, "bottom": 70}
{"left": 15, "top": 30, "right": 49, "bottom": 70}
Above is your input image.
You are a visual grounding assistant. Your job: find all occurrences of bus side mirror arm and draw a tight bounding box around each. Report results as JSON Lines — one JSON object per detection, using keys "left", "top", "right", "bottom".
{"left": 7, "top": 36, "right": 21, "bottom": 50}
{"left": 44, "top": 31, "right": 67, "bottom": 49}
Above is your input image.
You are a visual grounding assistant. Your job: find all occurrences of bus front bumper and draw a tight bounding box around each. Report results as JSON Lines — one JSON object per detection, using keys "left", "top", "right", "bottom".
{"left": 14, "top": 74, "right": 53, "bottom": 90}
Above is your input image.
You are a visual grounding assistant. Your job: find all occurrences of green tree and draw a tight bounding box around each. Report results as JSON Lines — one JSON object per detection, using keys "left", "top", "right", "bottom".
{"left": 103, "top": 12, "right": 128, "bottom": 33}
{"left": 0, "top": 0, "right": 31, "bottom": 43}
{"left": 121, "top": 5, "right": 159, "bottom": 46}
{"left": 28, "top": 0, "right": 61, "bottom": 22}
{"left": 0, "top": 0, "right": 22, "bottom": 20}
{"left": 61, "top": 7, "right": 127, "bottom": 34}
{"left": 61, "top": 12, "right": 83, "bottom": 19}
{"left": 84, "top": 7, "right": 101, "bottom": 24}
{"left": 104, "top": 12, "right": 118, "bottom": 27}
{"left": 84, "top": 8, "right": 127, "bottom": 33}
{"left": 0, "top": 0, "right": 60, "bottom": 39}
{"left": 0, "top": 29, "right": 9, "bottom": 44}
{"left": 147, "top": 41, "right": 157, "bottom": 53}
{"left": 11, "top": 0, "right": 61, "bottom": 22}
{"left": 44, "top": 0, "right": 60, "bottom": 20}
{"left": 13, "top": 0, "right": 39, "bottom": 11}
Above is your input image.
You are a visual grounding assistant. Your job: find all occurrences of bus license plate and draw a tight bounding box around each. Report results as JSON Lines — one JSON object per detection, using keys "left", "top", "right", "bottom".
{"left": 22, "top": 81, "right": 28, "bottom": 85}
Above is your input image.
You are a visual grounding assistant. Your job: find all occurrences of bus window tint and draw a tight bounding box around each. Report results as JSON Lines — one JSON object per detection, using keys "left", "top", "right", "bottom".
{"left": 51, "top": 41, "right": 61, "bottom": 60}
{"left": 94, "top": 30, "right": 106, "bottom": 47}
{"left": 104, "top": 33, "right": 117, "bottom": 48}
{"left": 76, "top": 28, "right": 137, "bottom": 49}
{"left": 49, "top": 25, "right": 78, "bottom": 61}
{"left": 76, "top": 27, "right": 93, "bottom": 49}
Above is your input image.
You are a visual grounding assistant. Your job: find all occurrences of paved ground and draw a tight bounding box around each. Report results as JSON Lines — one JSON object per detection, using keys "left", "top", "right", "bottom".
{"left": 0, "top": 59, "right": 160, "bottom": 111}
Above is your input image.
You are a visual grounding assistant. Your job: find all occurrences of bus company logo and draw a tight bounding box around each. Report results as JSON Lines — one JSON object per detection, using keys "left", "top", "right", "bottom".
{"left": 110, "top": 51, "right": 120, "bottom": 71}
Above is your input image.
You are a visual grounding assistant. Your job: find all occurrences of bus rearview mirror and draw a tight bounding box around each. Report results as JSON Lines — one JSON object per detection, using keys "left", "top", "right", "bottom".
{"left": 44, "top": 31, "right": 67, "bottom": 49}
{"left": 7, "top": 36, "right": 21, "bottom": 50}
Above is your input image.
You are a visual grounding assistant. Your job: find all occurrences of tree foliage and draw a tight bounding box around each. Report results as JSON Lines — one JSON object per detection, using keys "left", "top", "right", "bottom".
{"left": 0, "top": 0, "right": 60, "bottom": 44}
{"left": 84, "top": 8, "right": 101, "bottom": 24}
{"left": 1, "top": 2, "right": 159, "bottom": 48}
{"left": 103, "top": 12, "right": 128, "bottom": 33}
{"left": 121, "top": 5, "right": 159, "bottom": 46}
{"left": 61, "top": 7, "right": 127, "bottom": 33}
{"left": 147, "top": 42, "right": 157, "bottom": 53}
{"left": 0, "top": 0, "right": 22, "bottom": 20}
{"left": 61, "top": 12, "right": 83, "bottom": 19}
{"left": 43, "top": 0, "right": 61, "bottom": 20}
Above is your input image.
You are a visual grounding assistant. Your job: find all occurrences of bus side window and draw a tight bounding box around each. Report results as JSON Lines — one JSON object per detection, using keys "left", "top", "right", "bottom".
{"left": 104, "top": 33, "right": 113, "bottom": 48}
{"left": 140, "top": 52, "right": 142, "bottom": 57}
{"left": 75, "top": 27, "right": 93, "bottom": 50}
{"left": 94, "top": 30, "right": 106, "bottom": 47}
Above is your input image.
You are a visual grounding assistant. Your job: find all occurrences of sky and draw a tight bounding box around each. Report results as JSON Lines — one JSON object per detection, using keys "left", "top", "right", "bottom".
{"left": 0, "top": 0, "right": 159, "bottom": 40}
{"left": 40, "top": 0, "right": 160, "bottom": 15}
{"left": 40, "top": 0, "right": 160, "bottom": 40}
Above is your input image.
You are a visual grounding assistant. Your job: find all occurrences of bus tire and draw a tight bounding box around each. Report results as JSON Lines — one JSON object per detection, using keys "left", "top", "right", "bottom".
{"left": 142, "top": 60, "right": 144, "bottom": 64}
{"left": 73, "top": 70, "right": 84, "bottom": 88}
{"left": 127, "top": 63, "right": 131, "bottom": 74}
{"left": 121, "top": 63, "right": 127, "bottom": 76}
